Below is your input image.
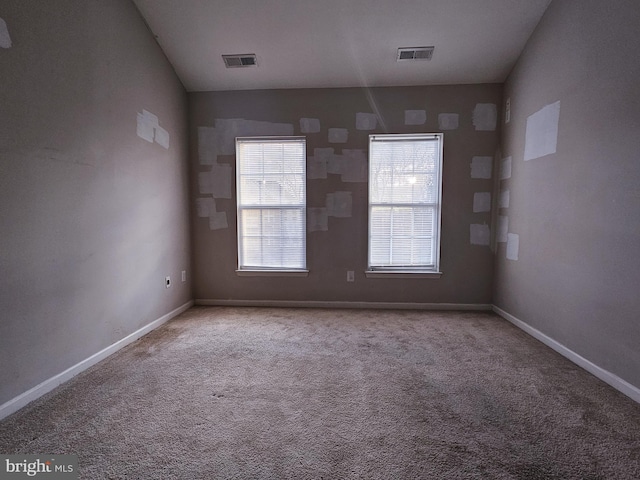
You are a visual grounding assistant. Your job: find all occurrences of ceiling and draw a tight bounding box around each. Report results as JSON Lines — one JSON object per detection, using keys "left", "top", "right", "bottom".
{"left": 133, "top": 0, "right": 552, "bottom": 92}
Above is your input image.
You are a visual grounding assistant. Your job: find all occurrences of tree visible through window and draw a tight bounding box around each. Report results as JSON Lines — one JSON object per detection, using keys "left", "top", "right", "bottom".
{"left": 368, "top": 133, "right": 443, "bottom": 272}
{"left": 236, "top": 137, "right": 306, "bottom": 271}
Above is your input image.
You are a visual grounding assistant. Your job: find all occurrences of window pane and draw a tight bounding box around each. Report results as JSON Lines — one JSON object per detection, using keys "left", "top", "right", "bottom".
{"left": 237, "top": 137, "right": 306, "bottom": 270}
{"left": 368, "top": 134, "right": 442, "bottom": 270}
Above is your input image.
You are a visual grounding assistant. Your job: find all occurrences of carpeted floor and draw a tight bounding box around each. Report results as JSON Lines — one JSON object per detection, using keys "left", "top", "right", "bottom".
{"left": 1, "top": 307, "right": 639, "bottom": 479}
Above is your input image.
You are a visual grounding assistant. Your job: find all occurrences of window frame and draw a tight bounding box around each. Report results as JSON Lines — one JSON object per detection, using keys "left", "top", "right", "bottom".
{"left": 235, "top": 136, "right": 308, "bottom": 276}
{"left": 366, "top": 133, "right": 444, "bottom": 278}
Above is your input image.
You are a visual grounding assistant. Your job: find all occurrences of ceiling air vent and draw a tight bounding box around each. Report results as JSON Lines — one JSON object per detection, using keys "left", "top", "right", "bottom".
{"left": 396, "top": 46, "right": 434, "bottom": 62}
{"left": 222, "top": 54, "right": 258, "bottom": 68}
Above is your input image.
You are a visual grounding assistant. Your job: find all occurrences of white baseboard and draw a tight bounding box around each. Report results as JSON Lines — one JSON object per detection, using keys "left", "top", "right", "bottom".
{"left": 196, "top": 299, "right": 493, "bottom": 311}
{"left": 492, "top": 305, "right": 640, "bottom": 404}
{"left": 0, "top": 300, "right": 194, "bottom": 421}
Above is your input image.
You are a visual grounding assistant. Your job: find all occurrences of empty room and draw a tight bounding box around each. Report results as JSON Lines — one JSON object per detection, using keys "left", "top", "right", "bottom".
{"left": 1, "top": 0, "right": 639, "bottom": 478}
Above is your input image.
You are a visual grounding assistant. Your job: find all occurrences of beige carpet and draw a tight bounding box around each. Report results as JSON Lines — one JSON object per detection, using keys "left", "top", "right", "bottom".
{"left": 1, "top": 307, "right": 639, "bottom": 479}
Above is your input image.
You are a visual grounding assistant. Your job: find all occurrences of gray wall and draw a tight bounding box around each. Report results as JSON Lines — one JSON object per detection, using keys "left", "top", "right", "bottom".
{"left": 190, "top": 85, "right": 501, "bottom": 304}
{"left": 494, "top": 0, "right": 640, "bottom": 388}
{"left": 0, "top": 0, "right": 191, "bottom": 405}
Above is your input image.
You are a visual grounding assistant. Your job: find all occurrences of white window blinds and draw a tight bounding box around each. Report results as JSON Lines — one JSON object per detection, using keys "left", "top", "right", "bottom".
{"left": 368, "top": 133, "right": 443, "bottom": 271}
{"left": 236, "top": 137, "right": 306, "bottom": 270}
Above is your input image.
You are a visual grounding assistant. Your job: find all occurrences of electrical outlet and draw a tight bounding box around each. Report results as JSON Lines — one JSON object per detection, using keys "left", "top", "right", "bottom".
{"left": 347, "top": 270, "right": 355, "bottom": 282}
{"left": 165, "top": 276, "right": 171, "bottom": 288}
{"left": 181, "top": 270, "right": 186, "bottom": 282}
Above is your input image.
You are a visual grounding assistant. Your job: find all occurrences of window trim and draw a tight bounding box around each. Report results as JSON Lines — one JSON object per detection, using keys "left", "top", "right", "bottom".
{"left": 367, "top": 133, "right": 444, "bottom": 276}
{"left": 235, "top": 136, "right": 307, "bottom": 274}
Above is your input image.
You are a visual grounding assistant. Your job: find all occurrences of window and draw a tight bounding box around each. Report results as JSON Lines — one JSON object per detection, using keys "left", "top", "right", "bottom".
{"left": 367, "top": 133, "right": 443, "bottom": 276}
{"left": 236, "top": 137, "right": 307, "bottom": 274}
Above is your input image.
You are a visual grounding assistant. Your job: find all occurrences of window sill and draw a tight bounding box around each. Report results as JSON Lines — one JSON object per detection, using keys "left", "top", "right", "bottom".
{"left": 365, "top": 270, "right": 443, "bottom": 279}
{"left": 236, "top": 269, "right": 309, "bottom": 277}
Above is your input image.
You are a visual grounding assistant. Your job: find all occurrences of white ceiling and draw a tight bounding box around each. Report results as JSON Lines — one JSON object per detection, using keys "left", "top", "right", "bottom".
{"left": 133, "top": 0, "right": 551, "bottom": 92}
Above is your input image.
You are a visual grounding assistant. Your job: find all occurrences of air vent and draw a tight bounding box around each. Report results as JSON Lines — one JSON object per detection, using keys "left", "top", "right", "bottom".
{"left": 396, "top": 46, "right": 434, "bottom": 62}
{"left": 222, "top": 54, "right": 258, "bottom": 68}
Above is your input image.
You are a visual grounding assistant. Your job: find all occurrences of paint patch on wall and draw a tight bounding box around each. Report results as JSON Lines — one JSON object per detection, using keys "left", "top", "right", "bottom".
{"left": 0, "top": 18, "right": 12, "bottom": 48}
{"left": 326, "top": 192, "right": 353, "bottom": 218}
{"left": 196, "top": 198, "right": 216, "bottom": 218}
{"left": 209, "top": 211, "right": 228, "bottom": 231}
{"left": 198, "top": 127, "right": 218, "bottom": 165}
{"left": 137, "top": 110, "right": 169, "bottom": 149}
{"left": 472, "top": 103, "right": 497, "bottom": 131}
{"left": 355, "top": 113, "right": 378, "bottom": 131}
{"left": 300, "top": 118, "right": 321, "bottom": 134}
{"left": 404, "top": 110, "right": 426, "bottom": 126}
{"left": 506, "top": 233, "right": 519, "bottom": 260}
{"left": 497, "top": 215, "right": 509, "bottom": 243}
{"left": 499, "top": 189, "right": 510, "bottom": 209}
{"left": 328, "top": 128, "right": 349, "bottom": 143}
{"left": 154, "top": 126, "right": 170, "bottom": 149}
{"left": 470, "top": 156, "right": 493, "bottom": 179}
{"left": 341, "top": 149, "right": 367, "bottom": 183}
{"left": 473, "top": 192, "right": 491, "bottom": 213}
{"left": 307, "top": 154, "right": 328, "bottom": 179}
{"left": 470, "top": 224, "right": 490, "bottom": 246}
{"left": 211, "top": 119, "right": 295, "bottom": 156}
{"left": 438, "top": 113, "right": 459, "bottom": 131}
{"left": 500, "top": 156, "right": 512, "bottom": 180}
{"left": 307, "top": 207, "right": 329, "bottom": 232}
{"left": 136, "top": 111, "right": 156, "bottom": 143}
{"left": 524, "top": 101, "right": 560, "bottom": 161}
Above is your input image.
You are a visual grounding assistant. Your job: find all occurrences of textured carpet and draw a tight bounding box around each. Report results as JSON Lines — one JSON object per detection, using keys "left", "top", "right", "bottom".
{"left": 1, "top": 307, "right": 639, "bottom": 479}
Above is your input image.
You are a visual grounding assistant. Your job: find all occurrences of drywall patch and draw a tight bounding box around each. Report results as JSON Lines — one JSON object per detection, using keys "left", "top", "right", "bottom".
{"left": 470, "top": 224, "right": 490, "bottom": 246}
{"left": 499, "top": 189, "right": 510, "bottom": 209}
{"left": 300, "top": 118, "right": 321, "bottom": 134}
{"left": 196, "top": 198, "right": 216, "bottom": 218}
{"left": 198, "top": 126, "right": 218, "bottom": 165}
{"left": 211, "top": 119, "right": 295, "bottom": 156}
{"left": 524, "top": 100, "right": 561, "bottom": 161}
{"left": 307, "top": 207, "right": 329, "bottom": 232}
{"left": 355, "top": 113, "right": 378, "bottom": 131}
{"left": 209, "top": 211, "right": 228, "bottom": 231}
{"left": 0, "top": 18, "right": 11, "bottom": 48}
{"left": 136, "top": 111, "right": 156, "bottom": 143}
{"left": 473, "top": 192, "right": 491, "bottom": 213}
{"left": 497, "top": 216, "right": 509, "bottom": 243}
{"left": 500, "top": 156, "right": 512, "bottom": 180}
{"left": 506, "top": 233, "right": 519, "bottom": 260}
{"left": 438, "top": 113, "right": 459, "bottom": 131}
{"left": 328, "top": 128, "right": 349, "bottom": 143}
{"left": 326, "top": 192, "right": 353, "bottom": 218}
{"left": 472, "top": 103, "right": 498, "bottom": 131}
{"left": 404, "top": 110, "right": 426, "bottom": 126}
{"left": 154, "top": 126, "right": 170, "bottom": 149}
{"left": 311, "top": 148, "right": 336, "bottom": 176}
{"left": 137, "top": 110, "right": 169, "bottom": 149}
{"left": 470, "top": 156, "right": 493, "bottom": 179}
{"left": 307, "top": 154, "right": 328, "bottom": 179}
{"left": 341, "top": 149, "right": 367, "bottom": 183}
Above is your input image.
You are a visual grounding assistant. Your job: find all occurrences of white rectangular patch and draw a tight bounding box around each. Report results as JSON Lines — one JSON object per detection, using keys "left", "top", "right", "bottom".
{"left": 499, "top": 189, "right": 510, "bottom": 209}
{"left": 300, "top": 118, "right": 321, "bottom": 133}
{"left": 497, "top": 216, "right": 509, "bottom": 243}
{"left": 524, "top": 101, "right": 560, "bottom": 161}
{"left": 500, "top": 156, "right": 512, "bottom": 180}
{"left": 307, "top": 207, "right": 329, "bottom": 232}
{"left": 472, "top": 103, "right": 498, "bottom": 131}
{"left": 438, "top": 113, "right": 459, "bottom": 131}
{"left": 470, "top": 224, "right": 490, "bottom": 246}
{"left": 154, "top": 126, "right": 170, "bottom": 149}
{"left": 473, "top": 192, "right": 492, "bottom": 213}
{"left": 326, "top": 191, "right": 353, "bottom": 218}
{"left": 209, "top": 211, "right": 228, "bottom": 231}
{"left": 470, "top": 156, "right": 493, "bottom": 179}
{"left": 355, "top": 113, "right": 377, "bottom": 131}
{"left": 404, "top": 110, "right": 426, "bottom": 126}
{"left": 136, "top": 112, "right": 155, "bottom": 143}
{"left": 0, "top": 18, "right": 12, "bottom": 48}
{"left": 328, "top": 128, "right": 349, "bottom": 143}
{"left": 506, "top": 233, "right": 519, "bottom": 260}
